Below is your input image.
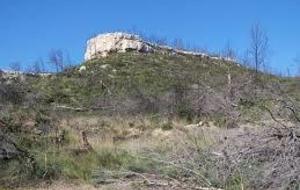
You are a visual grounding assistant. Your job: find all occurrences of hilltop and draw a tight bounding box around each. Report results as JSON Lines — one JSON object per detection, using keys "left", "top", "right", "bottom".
{"left": 84, "top": 32, "right": 234, "bottom": 61}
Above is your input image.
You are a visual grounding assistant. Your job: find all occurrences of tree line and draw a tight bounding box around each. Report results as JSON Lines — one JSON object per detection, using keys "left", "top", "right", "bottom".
{"left": 8, "top": 49, "right": 73, "bottom": 74}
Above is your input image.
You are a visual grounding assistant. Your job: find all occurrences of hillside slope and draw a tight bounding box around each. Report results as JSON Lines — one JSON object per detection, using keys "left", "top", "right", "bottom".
{"left": 0, "top": 50, "right": 300, "bottom": 190}
{"left": 26, "top": 51, "right": 298, "bottom": 124}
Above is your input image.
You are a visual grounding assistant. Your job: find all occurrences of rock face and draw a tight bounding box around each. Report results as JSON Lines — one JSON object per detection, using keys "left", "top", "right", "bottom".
{"left": 84, "top": 32, "right": 154, "bottom": 60}
{"left": 84, "top": 32, "right": 237, "bottom": 63}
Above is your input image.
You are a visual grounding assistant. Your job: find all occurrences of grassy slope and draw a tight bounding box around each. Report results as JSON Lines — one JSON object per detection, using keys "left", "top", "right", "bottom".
{"left": 27, "top": 52, "right": 299, "bottom": 123}
{"left": 31, "top": 52, "right": 242, "bottom": 104}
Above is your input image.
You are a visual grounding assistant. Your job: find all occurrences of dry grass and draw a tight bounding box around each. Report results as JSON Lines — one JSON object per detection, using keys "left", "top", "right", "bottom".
{"left": 3, "top": 113, "right": 300, "bottom": 190}
{"left": 40, "top": 115, "right": 223, "bottom": 189}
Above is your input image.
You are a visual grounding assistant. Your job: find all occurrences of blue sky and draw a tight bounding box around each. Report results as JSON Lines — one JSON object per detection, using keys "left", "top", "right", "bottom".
{"left": 0, "top": 0, "right": 299, "bottom": 74}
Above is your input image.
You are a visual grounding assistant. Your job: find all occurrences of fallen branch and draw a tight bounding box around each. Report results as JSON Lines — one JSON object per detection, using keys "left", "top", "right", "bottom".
{"left": 134, "top": 155, "right": 213, "bottom": 187}
{"left": 54, "top": 105, "right": 115, "bottom": 111}
{"left": 260, "top": 105, "right": 287, "bottom": 129}
{"left": 285, "top": 105, "right": 300, "bottom": 123}
{"left": 54, "top": 105, "right": 88, "bottom": 111}
{"left": 94, "top": 169, "right": 223, "bottom": 190}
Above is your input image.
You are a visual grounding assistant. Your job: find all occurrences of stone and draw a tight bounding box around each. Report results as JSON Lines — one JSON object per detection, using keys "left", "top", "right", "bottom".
{"left": 84, "top": 32, "right": 154, "bottom": 60}
{"left": 84, "top": 32, "right": 234, "bottom": 63}
{"left": 79, "top": 65, "right": 87, "bottom": 72}
{"left": 100, "top": 64, "right": 110, "bottom": 69}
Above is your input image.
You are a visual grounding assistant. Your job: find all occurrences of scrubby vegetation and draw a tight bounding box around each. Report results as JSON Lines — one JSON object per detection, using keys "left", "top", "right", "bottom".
{"left": 1, "top": 52, "right": 300, "bottom": 189}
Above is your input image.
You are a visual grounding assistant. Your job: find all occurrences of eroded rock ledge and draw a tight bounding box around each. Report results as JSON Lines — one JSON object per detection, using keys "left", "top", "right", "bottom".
{"left": 84, "top": 33, "right": 154, "bottom": 60}
{"left": 84, "top": 32, "right": 235, "bottom": 62}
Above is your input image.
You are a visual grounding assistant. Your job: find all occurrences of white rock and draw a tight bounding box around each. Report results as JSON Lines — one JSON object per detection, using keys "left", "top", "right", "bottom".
{"left": 84, "top": 32, "right": 154, "bottom": 60}
{"left": 100, "top": 64, "right": 110, "bottom": 69}
{"left": 108, "top": 74, "right": 115, "bottom": 78}
{"left": 79, "top": 65, "right": 87, "bottom": 72}
{"left": 84, "top": 32, "right": 238, "bottom": 65}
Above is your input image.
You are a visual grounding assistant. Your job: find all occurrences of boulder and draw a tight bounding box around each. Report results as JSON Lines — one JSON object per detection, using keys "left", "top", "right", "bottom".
{"left": 84, "top": 32, "right": 154, "bottom": 60}
{"left": 79, "top": 65, "right": 87, "bottom": 72}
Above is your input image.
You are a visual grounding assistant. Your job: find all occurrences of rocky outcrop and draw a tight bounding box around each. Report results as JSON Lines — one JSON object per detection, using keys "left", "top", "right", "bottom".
{"left": 84, "top": 32, "right": 237, "bottom": 63}
{"left": 84, "top": 33, "right": 154, "bottom": 60}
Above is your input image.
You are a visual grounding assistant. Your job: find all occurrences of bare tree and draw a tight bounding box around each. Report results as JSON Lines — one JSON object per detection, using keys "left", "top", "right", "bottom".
{"left": 34, "top": 59, "right": 45, "bottom": 73}
{"left": 9, "top": 61, "right": 22, "bottom": 72}
{"left": 222, "top": 41, "right": 236, "bottom": 60}
{"left": 24, "top": 59, "right": 47, "bottom": 74}
{"left": 49, "top": 49, "right": 64, "bottom": 72}
{"left": 173, "top": 38, "right": 185, "bottom": 50}
{"left": 33, "top": 61, "right": 41, "bottom": 74}
{"left": 64, "top": 52, "right": 74, "bottom": 70}
{"left": 136, "top": 31, "right": 169, "bottom": 46}
{"left": 147, "top": 34, "right": 168, "bottom": 46}
{"left": 248, "top": 23, "right": 269, "bottom": 74}
{"left": 39, "top": 58, "right": 46, "bottom": 73}
{"left": 286, "top": 67, "right": 291, "bottom": 77}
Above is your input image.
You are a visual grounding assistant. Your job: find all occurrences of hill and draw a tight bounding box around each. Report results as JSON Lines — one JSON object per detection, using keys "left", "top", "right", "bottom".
{"left": 0, "top": 33, "right": 300, "bottom": 190}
